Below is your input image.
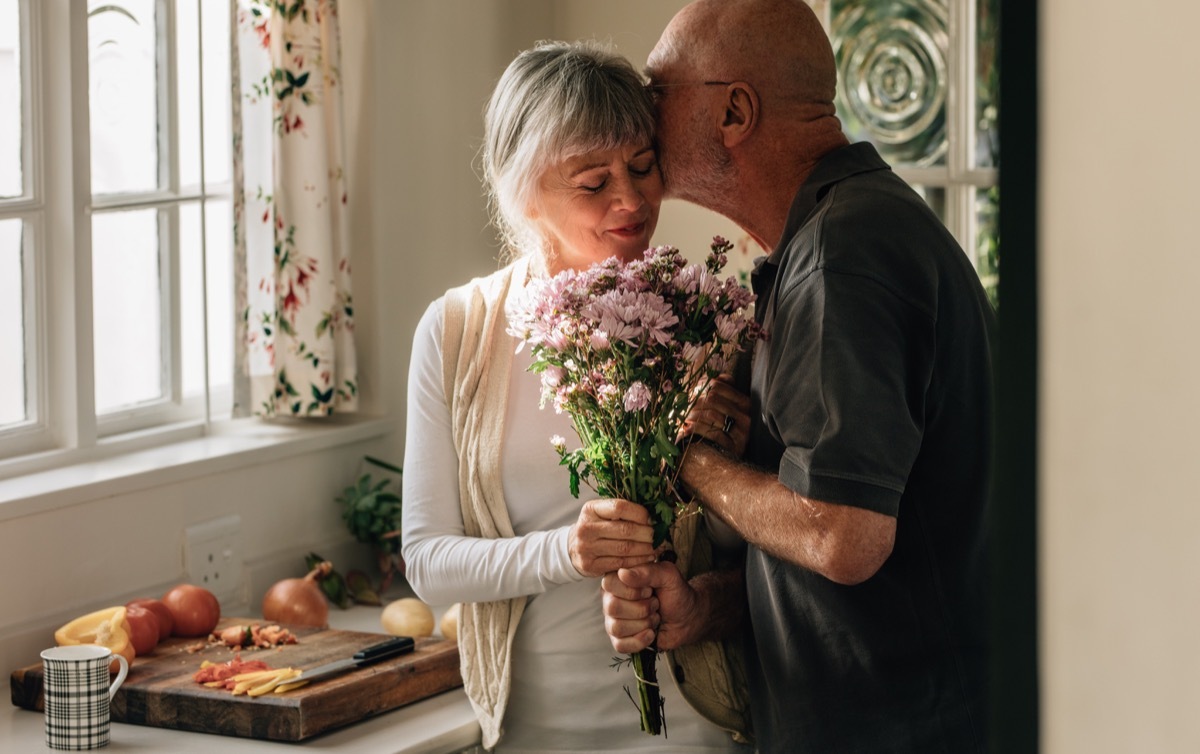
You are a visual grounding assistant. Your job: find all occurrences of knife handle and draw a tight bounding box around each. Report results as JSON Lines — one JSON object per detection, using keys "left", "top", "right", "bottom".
{"left": 354, "top": 636, "right": 415, "bottom": 663}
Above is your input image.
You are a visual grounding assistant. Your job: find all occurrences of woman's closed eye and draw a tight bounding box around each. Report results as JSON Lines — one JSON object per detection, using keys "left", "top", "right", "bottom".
{"left": 572, "top": 167, "right": 609, "bottom": 193}
{"left": 578, "top": 160, "right": 657, "bottom": 192}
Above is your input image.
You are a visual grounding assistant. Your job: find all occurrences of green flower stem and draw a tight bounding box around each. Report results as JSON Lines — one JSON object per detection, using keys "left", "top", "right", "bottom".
{"left": 631, "top": 648, "right": 662, "bottom": 735}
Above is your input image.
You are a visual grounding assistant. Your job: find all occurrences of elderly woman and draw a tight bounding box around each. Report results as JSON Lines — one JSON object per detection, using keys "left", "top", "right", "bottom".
{"left": 400, "top": 41, "right": 749, "bottom": 751}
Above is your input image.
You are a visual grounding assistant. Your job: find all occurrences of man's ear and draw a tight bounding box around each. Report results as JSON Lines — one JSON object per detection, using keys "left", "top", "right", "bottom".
{"left": 718, "top": 82, "right": 758, "bottom": 148}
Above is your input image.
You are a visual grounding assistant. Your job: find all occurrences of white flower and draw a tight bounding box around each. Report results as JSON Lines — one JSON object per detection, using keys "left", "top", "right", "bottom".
{"left": 623, "top": 381, "right": 651, "bottom": 411}
{"left": 543, "top": 365, "right": 565, "bottom": 387}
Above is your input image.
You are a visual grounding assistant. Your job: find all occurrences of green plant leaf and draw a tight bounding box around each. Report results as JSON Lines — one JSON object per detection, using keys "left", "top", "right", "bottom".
{"left": 365, "top": 456, "right": 403, "bottom": 474}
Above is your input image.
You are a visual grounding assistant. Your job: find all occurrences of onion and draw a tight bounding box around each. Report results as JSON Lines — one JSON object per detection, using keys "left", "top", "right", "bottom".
{"left": 262, "top": 562, "right": 331, "bottom": 628}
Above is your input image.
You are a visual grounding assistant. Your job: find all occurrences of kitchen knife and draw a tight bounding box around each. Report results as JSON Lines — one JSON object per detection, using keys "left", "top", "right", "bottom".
{"left": 295, "top": 636, "right": 415, "bottom": 685}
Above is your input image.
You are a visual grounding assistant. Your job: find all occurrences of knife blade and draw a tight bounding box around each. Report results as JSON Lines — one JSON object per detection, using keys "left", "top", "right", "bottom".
{"left": 295, "top": 636, "right": 415, "bottom": 685}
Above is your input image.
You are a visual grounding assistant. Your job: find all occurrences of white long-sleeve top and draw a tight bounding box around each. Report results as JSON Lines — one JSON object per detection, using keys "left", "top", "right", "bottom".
{"left": 402, "top": 297, "right": 746, "bottom": 753}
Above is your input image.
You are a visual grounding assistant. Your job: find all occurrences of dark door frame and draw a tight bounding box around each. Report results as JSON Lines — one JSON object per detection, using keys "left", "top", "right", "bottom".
{"left": 991, "top": 0, "right": 1039, "bottom": 751}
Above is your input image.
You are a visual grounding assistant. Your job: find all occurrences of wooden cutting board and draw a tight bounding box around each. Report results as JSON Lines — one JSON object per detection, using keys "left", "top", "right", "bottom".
{"left": 9, "top": 617, "right": 462, "bottom": 741}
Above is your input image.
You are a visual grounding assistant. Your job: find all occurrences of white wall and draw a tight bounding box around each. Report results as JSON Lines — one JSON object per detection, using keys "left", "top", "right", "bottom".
{"left": 363, "top": 0, "right": 551, "bottom": 432}
{"left": 0, "top": 435, "right": 395, "bottom": 677}
{"left": 1040, "top": 2, "right": 1200, "bottom": 752}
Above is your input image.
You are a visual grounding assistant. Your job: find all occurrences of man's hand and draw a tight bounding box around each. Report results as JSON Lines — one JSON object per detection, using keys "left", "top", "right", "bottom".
{"left": 568, "top": 499, "right": 656, "bottom": 577}
{"left": 680, "top": 375, "right": 752, "bottom": 457}
{"left": 601, "top": 561, "right": 698, "bottom": 652}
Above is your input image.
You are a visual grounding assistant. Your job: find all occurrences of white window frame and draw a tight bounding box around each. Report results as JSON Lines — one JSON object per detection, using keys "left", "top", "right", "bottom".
{"left": 893, "top": 0, "right": 997, "bottom": 272}
{"left": 0, "top": 0, "right": 53, "bottom": 462}
{"left": 818, "top": 0, "right": 998, "bottom": 276}
{"left": 0, "top": 0, "right": 227, "bottom": 476}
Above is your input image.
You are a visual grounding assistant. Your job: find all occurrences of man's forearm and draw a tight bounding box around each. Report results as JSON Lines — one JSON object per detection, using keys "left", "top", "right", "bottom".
{"left": 679, "top": 442, "right": 896, "bottom": 585}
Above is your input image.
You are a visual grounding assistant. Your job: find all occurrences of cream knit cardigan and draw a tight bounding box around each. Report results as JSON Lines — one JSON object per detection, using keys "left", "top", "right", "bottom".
{"left": 439, "top": 258, "right": 528, "bottom": 749}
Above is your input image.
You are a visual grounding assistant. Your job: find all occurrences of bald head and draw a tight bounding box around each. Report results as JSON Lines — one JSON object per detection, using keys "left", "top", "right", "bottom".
{"left": 650, "top": 0, "right": 837, "bottom": 107}
{"left": 647, "top": 0, "right": 847, "bottom": 248}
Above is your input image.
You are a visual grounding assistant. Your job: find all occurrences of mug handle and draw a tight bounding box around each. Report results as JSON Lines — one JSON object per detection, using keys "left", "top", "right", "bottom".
{"left": 108, "top": 654, "right": 129, "bottom": 700}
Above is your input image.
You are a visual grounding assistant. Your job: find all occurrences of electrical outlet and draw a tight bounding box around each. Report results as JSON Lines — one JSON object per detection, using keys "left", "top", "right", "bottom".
{"left": 183, "top": 515, "right": 243, "bottom": 603}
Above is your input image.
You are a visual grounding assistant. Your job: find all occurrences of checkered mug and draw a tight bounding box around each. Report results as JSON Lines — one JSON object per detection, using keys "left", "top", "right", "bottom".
{"left": 40, "top": 645, "right": 129, "bottom": 751}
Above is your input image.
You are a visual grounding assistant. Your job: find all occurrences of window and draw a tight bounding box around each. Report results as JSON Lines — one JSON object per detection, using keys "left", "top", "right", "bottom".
{"left": 826, "top": 0, "right": 998, "bottom": 306}
{"left": 0, "top": 0, "right": 31, "bottom": 439}
{"left": 0, "top": 0, "right": 233, "bottom": 470}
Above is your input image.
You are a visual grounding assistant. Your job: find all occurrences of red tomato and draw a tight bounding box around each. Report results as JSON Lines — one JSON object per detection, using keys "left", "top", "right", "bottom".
{"left": 124, "top": 604, "right": 160, "bottom": 656}
{"left": 162, "top": 584, "right": 221, "bottom": 637}
{"left": 126, "top": 598, "right": 174, "bottom": 641}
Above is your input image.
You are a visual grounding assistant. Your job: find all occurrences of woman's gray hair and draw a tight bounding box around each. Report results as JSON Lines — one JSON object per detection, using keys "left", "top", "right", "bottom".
{"left": 481, "top": 40, "right": 656, "bottom": 258}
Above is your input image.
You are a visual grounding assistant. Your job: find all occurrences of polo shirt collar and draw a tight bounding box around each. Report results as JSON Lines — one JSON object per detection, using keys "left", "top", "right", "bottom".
{"left": 765, "top": 141, "right": 891, "bottom": 266}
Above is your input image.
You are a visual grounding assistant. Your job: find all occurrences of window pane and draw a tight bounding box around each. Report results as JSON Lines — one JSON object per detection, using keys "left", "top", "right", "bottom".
{"left": 177, "top": 0, "right": 233, "bottom": 191}
{"left": 88, "top": 0, "right": 160, "bottom": 195}
{"left": 976, "top": 0, "right": 998, "bottom": 168}
{"left": 202, "top": 0, "right": 232, "bottom": 187}
{"left": 179, "top": 198, "right": 234, "bottom": 414}
{"left": 0, "top": 218, "right": 26, "bottom": 426}
{"left": 205, "top": 198, "right": 233, "bottom": 409}
{"left": 0, "top": 0, "right": 23, "bottom": 198}
{"left": 93, "top": 209, "right": 163, "bottom": 412}
{"left": 176, "top": 0, "right": 202, "bottom": 190}
{"left": 180, "top": 202, "right": 204, "bottom": 399}
{"left": 911, "top": 184, "right": 946, "bottom": 224}
{"left": 831, "top": 0, "right": 948, "bottom": 167}
{"left": 976, "top": 186, "right": 999, "bottom": 307}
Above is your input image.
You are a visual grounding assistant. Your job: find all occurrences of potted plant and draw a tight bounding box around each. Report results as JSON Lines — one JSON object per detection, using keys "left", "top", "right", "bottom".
{"left": 335, "top": 456, "right": 404, "bottom": 595}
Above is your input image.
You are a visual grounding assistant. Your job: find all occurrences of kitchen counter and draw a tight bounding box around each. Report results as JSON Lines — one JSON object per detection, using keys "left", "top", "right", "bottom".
{"left": 3, "top": 599, "right": 481, "bottom": 753}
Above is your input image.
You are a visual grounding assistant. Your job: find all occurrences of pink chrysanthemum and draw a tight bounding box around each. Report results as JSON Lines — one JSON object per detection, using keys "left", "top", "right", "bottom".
{"left": 506, "top": 236, "right": 763, "bottom": 738}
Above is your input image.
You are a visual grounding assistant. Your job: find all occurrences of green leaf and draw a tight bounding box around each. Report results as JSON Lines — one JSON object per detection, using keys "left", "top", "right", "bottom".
{"left": 652, "top": 427, "right": 679, "bottom": 463}
{"left": 345, "top": 570, "right": 382, "bottom": 606}
{"left": 365, "top": 456, "right": 403, "bottom": 474}
{"left": 337, "top": 457, "right": 403, "bottom": 548}
{"left": 304, "top": 552, "right": 326, "bottom": 572}
{"left": 303, "top": 553, "right": 352, "bottom": 609}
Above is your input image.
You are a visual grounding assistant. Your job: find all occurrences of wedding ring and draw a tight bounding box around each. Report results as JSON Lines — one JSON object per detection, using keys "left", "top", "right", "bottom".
{"left": 722, "top": 415, "right": 734, "bottom": 435}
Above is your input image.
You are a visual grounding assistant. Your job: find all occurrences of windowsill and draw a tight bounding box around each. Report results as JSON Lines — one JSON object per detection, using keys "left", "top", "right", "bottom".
{"left": 0, "top": 414, "right": 396, "bottom": 523}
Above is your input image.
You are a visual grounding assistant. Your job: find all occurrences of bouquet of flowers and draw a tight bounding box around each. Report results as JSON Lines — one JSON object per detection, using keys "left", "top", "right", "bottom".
{"left": 507, "top": 237, "right": 760, "bottom": 735}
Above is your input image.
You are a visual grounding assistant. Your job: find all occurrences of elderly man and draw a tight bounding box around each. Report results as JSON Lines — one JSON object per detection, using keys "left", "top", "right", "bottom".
{"left": 602, "top": 0, "right": 995, "bottom": 751}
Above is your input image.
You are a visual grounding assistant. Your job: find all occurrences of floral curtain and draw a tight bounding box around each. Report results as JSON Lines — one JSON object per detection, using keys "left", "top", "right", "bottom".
{"left": 232, "top": 0, "right": 357, "bottom": 417}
